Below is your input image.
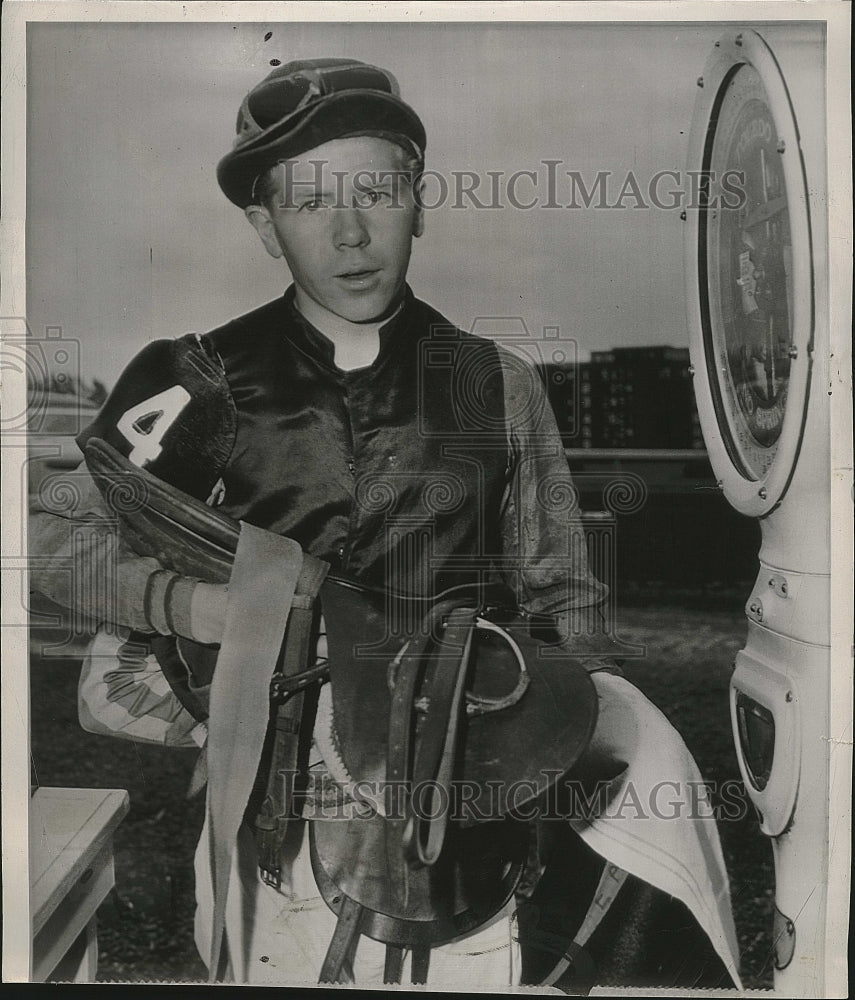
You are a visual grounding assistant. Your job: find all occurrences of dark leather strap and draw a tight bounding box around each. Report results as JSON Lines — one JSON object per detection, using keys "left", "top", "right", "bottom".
{"left": 385, "top": 595, "right": 532, "bottom": 911}
{"left": 268, "top": 659, "right": 329, "bottom": 699}
{"left": 384, "top": 599, "right": 476, "bottom": 908}
{"left": 411, "top": 945, "right": 431, "bottom": 985}
{"left": 404, "top": 607, "right": 474, "bottom": 868}
{"left": 385, "top": 635, "right": 423, "bottom": 908}
{"left": 252, "top": 557, "right": 329, "bottom": 887}
{"left": 319, "top": 895, "right": 363, "bottom": 984}
{"left": 383, "top": 946, "right": 405, "bottom": 984}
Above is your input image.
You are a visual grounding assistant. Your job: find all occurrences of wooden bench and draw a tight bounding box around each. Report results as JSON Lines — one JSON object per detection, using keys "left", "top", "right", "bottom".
{"left": 30, "top": 786, "right": 129, "bottom": 982}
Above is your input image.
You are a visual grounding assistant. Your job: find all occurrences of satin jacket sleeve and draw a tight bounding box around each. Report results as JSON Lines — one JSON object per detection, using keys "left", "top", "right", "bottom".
{"left": 497, "top": 352, "right": 623, "bottom": 667}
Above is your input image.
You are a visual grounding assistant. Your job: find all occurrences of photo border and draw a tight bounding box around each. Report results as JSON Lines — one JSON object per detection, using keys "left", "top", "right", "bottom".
{"left": 2, "top": 1, "right": 851, "bottom": 992}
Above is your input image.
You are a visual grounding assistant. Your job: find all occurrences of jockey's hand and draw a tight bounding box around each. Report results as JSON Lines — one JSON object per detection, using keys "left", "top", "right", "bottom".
{"left": 190, "top": 582, "right": 229, "bottom": 645}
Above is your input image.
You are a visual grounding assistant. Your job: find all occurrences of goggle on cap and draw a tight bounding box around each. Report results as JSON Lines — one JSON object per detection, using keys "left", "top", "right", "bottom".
{"left": 217, "top": 58, "right": 427, "bottom": 209}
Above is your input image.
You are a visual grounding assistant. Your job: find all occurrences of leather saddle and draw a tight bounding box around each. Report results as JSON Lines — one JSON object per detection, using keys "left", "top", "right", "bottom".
{"left": 309, "top": 578, "right": 599, "bottom": 984}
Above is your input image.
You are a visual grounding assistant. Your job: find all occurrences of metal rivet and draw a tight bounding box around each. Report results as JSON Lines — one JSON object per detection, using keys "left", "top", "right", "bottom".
{"left": 680, "top": 210, "right": 687, "bottom": 221}
{"left": 688, "top": 364, "right": 695, "bottom": 376}
{"left": 697, "top": 76, "right": 704, "bottom": 88}
{"left": 785, "top": 691, "right": 793, "bottom": 703}
{"left": 788, "top": 345, "right": 798, "bottom": 360}
{"left": 777, "top": 140, "right": 786, "bottom": 154}
{"left": 758, "top": 487, "right": 767, "bottom": 499}
{"left": 735, "top": 33, "right": 743, "bottom": 47}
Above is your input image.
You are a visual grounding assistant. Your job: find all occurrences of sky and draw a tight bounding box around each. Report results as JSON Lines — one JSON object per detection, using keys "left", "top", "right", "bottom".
{"left": 25, "top": 18, "right": 826, "bottom": 384}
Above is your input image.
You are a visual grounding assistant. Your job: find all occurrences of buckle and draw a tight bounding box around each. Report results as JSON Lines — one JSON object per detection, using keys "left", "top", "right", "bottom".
{"left": 260, "top": 865, "right": 282, "bottom": 890}
{"left": 269, "top": 661, "right": 330, "bottom": 703}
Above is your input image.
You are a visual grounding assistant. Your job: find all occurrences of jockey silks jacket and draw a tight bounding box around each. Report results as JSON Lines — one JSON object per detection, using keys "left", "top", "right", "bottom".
{"left": 193, "top": 284, "right": 525, "bottom": 596}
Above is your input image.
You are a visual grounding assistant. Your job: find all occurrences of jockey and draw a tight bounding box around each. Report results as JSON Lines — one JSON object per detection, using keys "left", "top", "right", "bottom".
{"left": 29, "top": 58, "right": 742, "bottom": 989}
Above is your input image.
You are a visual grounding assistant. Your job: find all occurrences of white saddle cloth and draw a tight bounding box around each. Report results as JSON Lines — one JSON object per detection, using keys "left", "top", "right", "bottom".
{"left": 571, "top": 671, "right": 743, "bottom": 990}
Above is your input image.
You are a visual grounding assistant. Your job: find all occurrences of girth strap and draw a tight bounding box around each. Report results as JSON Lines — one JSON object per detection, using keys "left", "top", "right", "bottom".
{"left": 319, "top": 908, "right": 432, "bottom": 986}
{"left": 253, "top": 557, "right": 329, "bottom": 887}
{"left": 541, "top": 863, "right": 629, "bottom": 993}
{"left": 383, "top": 946, "right": 405, "bottom": 984}
{"left": 318, "top": 895, "right": 363, "bottom": 984}
{"left": 411, "top": 945, "right": 431, "bottom": 985}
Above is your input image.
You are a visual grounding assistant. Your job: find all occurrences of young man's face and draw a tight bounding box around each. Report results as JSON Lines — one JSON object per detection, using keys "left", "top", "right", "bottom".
{"left": 246, "top": 136, "right": 423, "bottom": 323}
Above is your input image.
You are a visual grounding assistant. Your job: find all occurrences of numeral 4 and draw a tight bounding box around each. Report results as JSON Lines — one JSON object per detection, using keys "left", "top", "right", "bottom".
{"left": 116, "top": 385, "right": 192, "bottom": 466}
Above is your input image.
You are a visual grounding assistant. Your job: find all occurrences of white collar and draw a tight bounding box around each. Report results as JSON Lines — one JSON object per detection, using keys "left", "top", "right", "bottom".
{"left": 294, "top": 291, "right": 404, "bottom": 371}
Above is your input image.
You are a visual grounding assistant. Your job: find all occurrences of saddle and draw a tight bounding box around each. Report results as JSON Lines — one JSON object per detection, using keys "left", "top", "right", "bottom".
{"left": 85, "top": 436, "right": 601, "bottom": 986}
{"left": 311, "top": 579, "right": 598, "bottom": 983}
